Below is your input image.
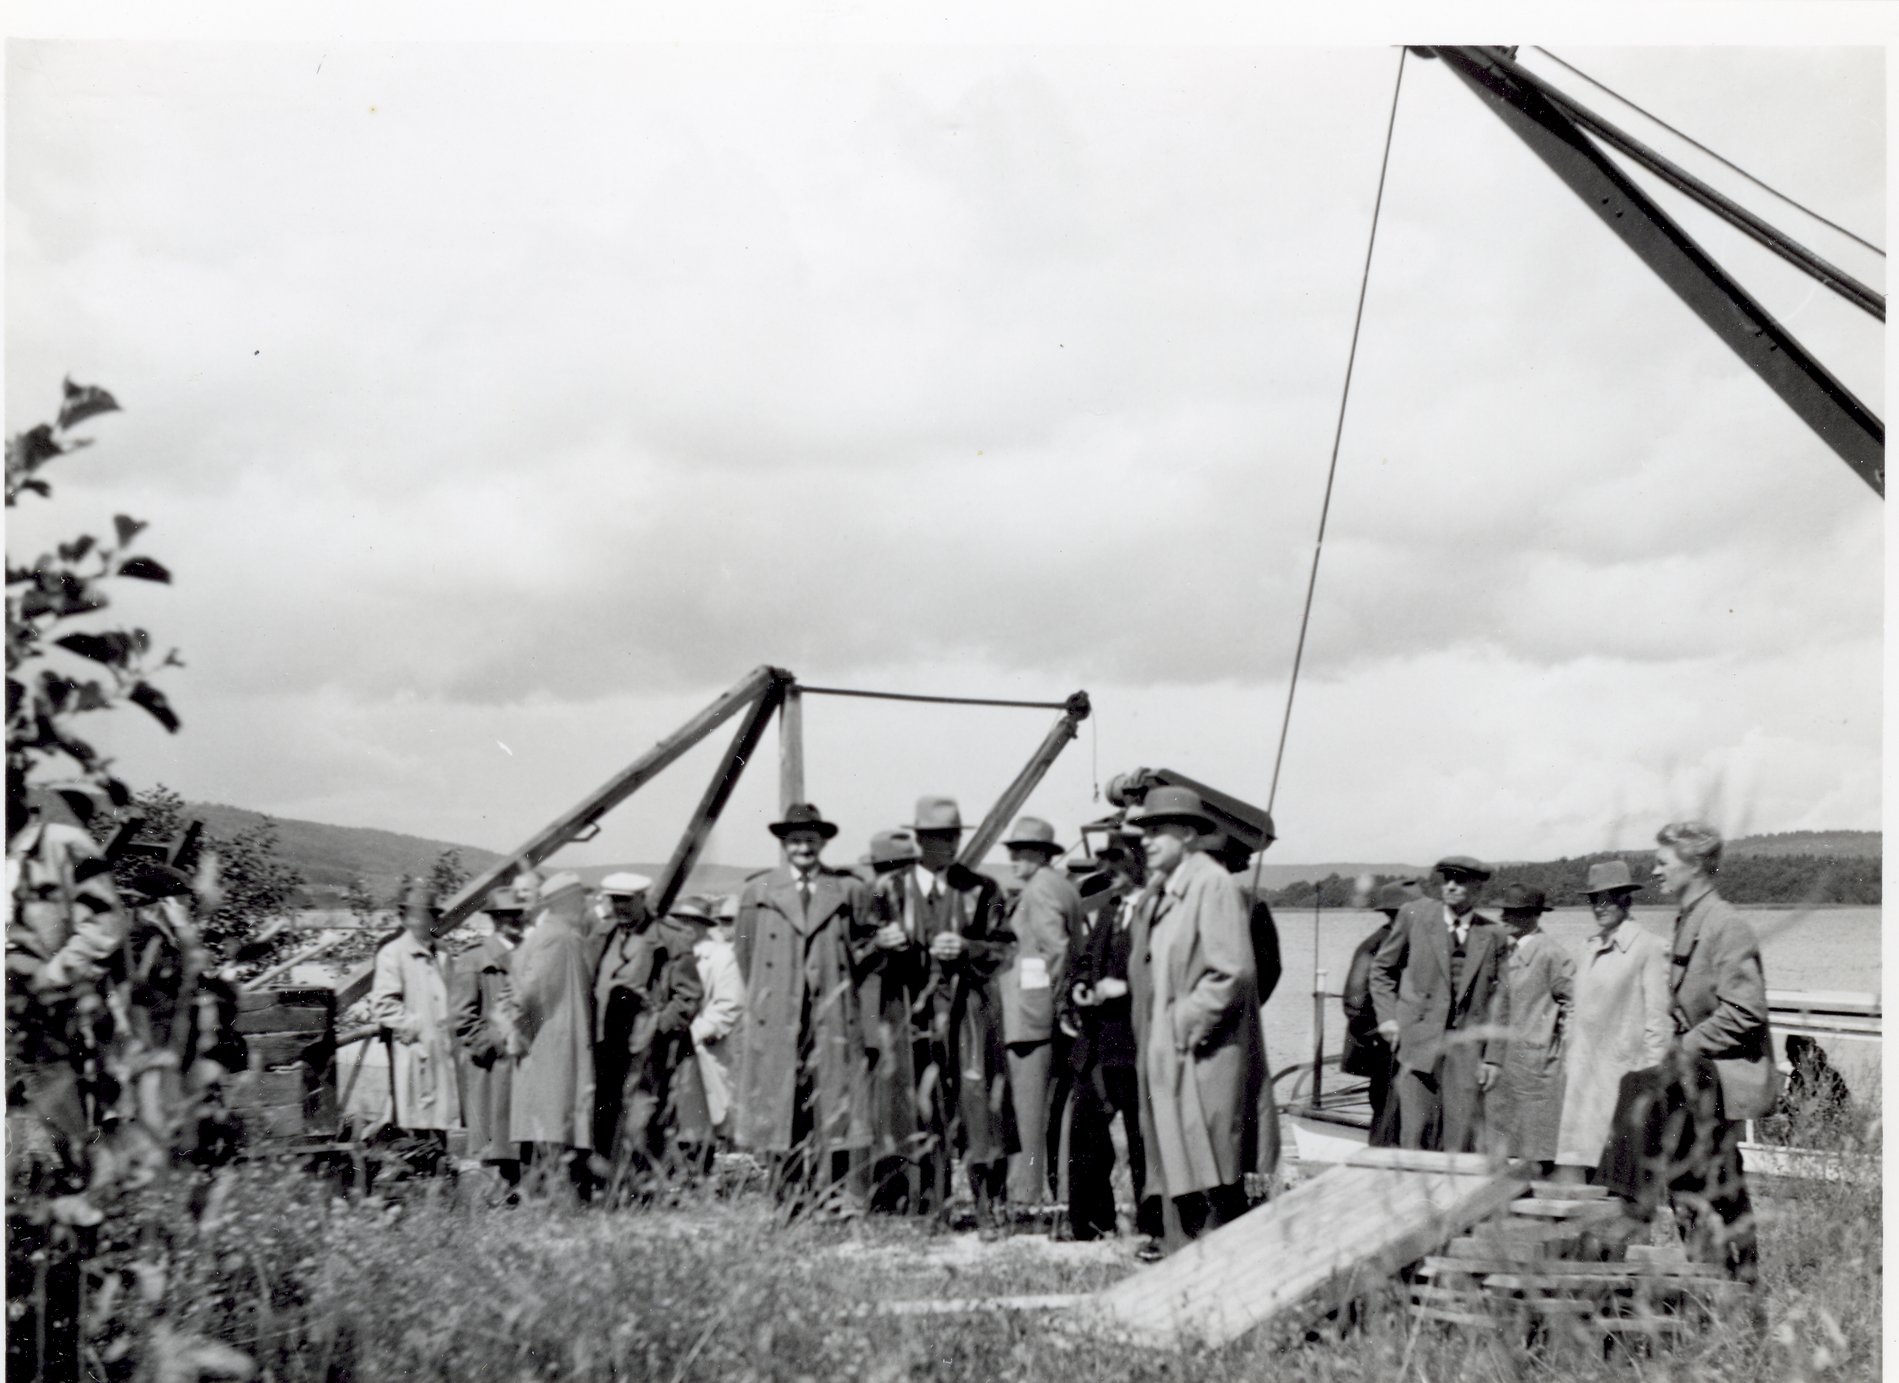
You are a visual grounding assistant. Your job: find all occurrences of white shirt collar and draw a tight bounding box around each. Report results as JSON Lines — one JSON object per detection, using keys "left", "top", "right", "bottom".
{"left": 914, "top": 863, "right": 945, "bottom": 896}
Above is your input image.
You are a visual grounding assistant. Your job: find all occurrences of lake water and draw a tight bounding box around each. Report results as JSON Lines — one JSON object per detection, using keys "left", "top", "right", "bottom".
{"left": 1266, "top": 904, "right": 1882, "bottom": 1092}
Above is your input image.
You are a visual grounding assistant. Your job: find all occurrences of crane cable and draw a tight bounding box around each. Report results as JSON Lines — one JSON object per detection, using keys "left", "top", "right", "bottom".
{"left": 1530, "top": 46, "right": 1885, "bottom": 260}
{"left": 1250, "top": 47, "right": 1407, "bottom": 907}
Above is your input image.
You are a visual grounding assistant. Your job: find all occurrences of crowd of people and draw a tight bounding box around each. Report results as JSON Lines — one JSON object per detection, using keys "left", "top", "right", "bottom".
{"left": 366, "top": 786, "right": 1283, "bottom": 1258}
{"left": 368, "top": 800, "right": 1778, "bottom": 1282}
{"left": 1339, "top": 822, "right": 1777, "bottom": 1284}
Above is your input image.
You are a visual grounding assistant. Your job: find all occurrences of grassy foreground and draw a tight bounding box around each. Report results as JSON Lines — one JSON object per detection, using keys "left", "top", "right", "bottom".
{"left": 98, "top": 1153, "right": 1879, "bottom": 1383}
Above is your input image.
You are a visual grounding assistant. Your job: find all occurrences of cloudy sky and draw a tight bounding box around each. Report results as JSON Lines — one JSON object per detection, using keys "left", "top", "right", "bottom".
{"left": 7, "top": 21, "right": 1885, "bottom": 870}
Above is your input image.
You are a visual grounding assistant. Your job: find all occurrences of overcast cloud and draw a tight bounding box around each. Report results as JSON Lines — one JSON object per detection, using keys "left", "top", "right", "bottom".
{"left": 7, "top": 38, "right": 1882, "bottom": 868}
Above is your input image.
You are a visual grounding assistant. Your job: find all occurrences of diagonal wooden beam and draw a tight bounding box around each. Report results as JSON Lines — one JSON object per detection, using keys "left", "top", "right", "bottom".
{"left": 649, "top": 679, "right": 785, "bottom": 919}
{"left": 333, "top": 664, "right": 788, "bottom": 1008}
{"left": 959, "top": 691, "right": 1091, "bottom": 869}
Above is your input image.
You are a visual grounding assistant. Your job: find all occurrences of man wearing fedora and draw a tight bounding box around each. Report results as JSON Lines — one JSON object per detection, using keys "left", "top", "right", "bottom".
{"left": 508, "top": 872, "right": 602, "bottom": 1199}
{"left": 997, "top": 815, "right": 1086, "bottom": 1221}
{"left": 731, "top": 803, "right": 876, "bottom": 1213}
{"left": 369, "top": 881, "right": 463, "bottom": 1175}
{"left": 1127, "top": 786, "right": 1267, "bottom": 1248}
{"left": 1488, "top": 883, "right": 1574, "bottom": 1170}
{"left": 454, "top": 883, "right": 532, "bottom": 1193}
{"left": 593, "top": 871, "right": 704, "bottom": 1200}
{"left": 864, "top": 795, "right": 1015, "bottom": 1231}
{"left": 1066, "top": 833, "right": 1163, "bottom": 1249}
{"left": 1369, "top": 856, "right": 1506, "bottom": 1153}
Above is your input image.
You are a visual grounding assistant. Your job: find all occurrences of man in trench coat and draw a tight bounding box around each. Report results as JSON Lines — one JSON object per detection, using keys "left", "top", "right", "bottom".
{"left": 1127, "top": 787, "right": 1266, "bottom": 1249}
{"left": 1486, "top": 884, "right": 1574, "bottom": 1168}
{"left": 369, "top": 882, "right": 462, "bottom": 1174}
{"left": 864, "top": 796, "right": 1016, "bottom": 1231}
{"left": 506, "top": 872, "right": 599, "bottom": 1198}
{"left": 997, "top": 816, "right": 1086, "bottom": 1217}
{"left": 732, "top": 803, "right": 876, "bottom": 1213}
{"left": 1369, "top": 855, "right": 1507, "bottom": 1153}
{"left": 454, "top": 884, "right": 531, "bottom": 1190}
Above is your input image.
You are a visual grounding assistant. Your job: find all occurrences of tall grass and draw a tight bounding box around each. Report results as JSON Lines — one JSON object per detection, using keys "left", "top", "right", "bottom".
{"left": 98, "top": 1134, "right": 1879, "bottom": 1383}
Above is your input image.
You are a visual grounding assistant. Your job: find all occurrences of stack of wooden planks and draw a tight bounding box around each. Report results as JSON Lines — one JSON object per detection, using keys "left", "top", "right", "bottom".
{"left": 1087, "top": 1148, "right": 1527, "bottom": 1347}
{"left": 1410, "top": 1181, "right": 1749, "bottom": 1340}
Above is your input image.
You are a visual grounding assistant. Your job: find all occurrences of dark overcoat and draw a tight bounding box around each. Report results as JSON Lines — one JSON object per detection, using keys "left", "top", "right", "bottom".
{"left": 1671, "top": 887, "right": 1780, "bottom": 1120}
{"left": 865, "top": 864, "right": 1016, "bottom": 1168}
{"left": 453, "top": 935, "right": 520, "bottom": 1164}
{"left": 732, "top": 866, "right": 875, "bottom": 1154}
{"left": 1368, "top": 898, "right": 1506, "bottom": 1073}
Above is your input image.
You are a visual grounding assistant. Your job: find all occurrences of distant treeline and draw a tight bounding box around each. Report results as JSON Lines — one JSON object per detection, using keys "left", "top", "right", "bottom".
{"left": 1266, "top": 850, "right": 1881, "bottom": 910}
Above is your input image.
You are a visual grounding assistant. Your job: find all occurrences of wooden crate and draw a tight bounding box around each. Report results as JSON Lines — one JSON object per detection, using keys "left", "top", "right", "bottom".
{"left": 230, "top": 987, "right": 339, "bottom": 1147}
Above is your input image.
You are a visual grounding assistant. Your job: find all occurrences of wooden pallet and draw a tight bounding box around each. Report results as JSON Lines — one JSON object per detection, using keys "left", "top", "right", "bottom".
{"left": 229, "top": 987, "right": 339, "bottom": 1147}
{"left": 1408, "top": 1181, "right": 1746, "bottom": 1340}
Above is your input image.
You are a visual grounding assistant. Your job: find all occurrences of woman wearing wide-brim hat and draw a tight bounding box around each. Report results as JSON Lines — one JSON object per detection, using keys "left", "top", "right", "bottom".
{"left": 1487, "top": 884, "right": 1574, "bottom": 1172}
{"left": 1554, "top": 859, "right": 1671, "bottom": 1179}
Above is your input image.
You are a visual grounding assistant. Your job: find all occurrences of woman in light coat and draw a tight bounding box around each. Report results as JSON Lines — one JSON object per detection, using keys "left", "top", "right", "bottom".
{"left": 1555, "top": 861, "right": 1671, "bottom": 1176}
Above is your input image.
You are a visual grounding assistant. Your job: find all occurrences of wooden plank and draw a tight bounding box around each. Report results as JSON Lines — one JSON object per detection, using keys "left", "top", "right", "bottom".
{"left": 1423, "top": 1257, "right": 1724, "bottom": 1280}
{"left": 230, "top": 1068, "right": 315, "bottom": 1107}
{"left": 247, "top": 1033, "right": 326, "bottom": 1068}
{"left": 868, "top": 1294, "right": 1085, "bottom": 1318}
{"left": 1484, "top": 1272, "right": 1744, "bottom": 1294}
{"left": 650, "top": 682, "right": 784, "bottom": 919}
{"left": 1344, "top": 1148, "right": 1499, "bottom": 1176}
{"left": 1766, "top": 988, "right": 1879, "bottom": 1016}
{"left": 1090, "top": 1160, "right": 1527, "bottom": 1347}
{"left": 1444, "top": 1236, "right": 1565, "bottom": 1263}
{"left": 236, "top": 987, "right": 333, "bottom": 1012}
{"left": 333, "top": 664, "right": 786, "bottom": 1008}
{"left": 778, "top": 685, "right": 804, "bottom": 811}
{"left": 1409, "top": 1305, "right": 1502, "bottom": 1330}
{"left": 1529, "top": 1181, "right": 1607, "bottom": 1199}
{"left": 234, "top": 1006, "right": 330, "bottom": 1035}
{"left": 1507, "top": 1198, "right": 1624, "bottom": 1220}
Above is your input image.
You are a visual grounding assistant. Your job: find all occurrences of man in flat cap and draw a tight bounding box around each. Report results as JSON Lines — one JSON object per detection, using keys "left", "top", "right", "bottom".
{"left": 732, "top": 803, "right": 876, "bottom": 1213}
{"left": 593, "top": 870, "right": 703, "bottom": 1200}
{"left": 454, "top": 882, "right": 532, "bottom": 1193}
{"left": 508, "top": 872, "right": 600, "bottom": 1199}
{"left": 369, "top": 881, "right": 462, "bottom": 1175}
{"left": 997, "top": 816, "right": 1086, "bottom": 1222}
{"left": 864, "top": 795, "right": 1015, "bottom": 1231}
{"left": 1127, "top": 787, "right": 1267, "bottom": 1248}
{"left": 1369, "top": 855, "right": 1507, "bottom": 1153}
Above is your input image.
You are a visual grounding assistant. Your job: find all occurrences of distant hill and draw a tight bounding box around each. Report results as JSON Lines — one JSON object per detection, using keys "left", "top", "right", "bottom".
{"left": 1729, "top": 830, "right": 1881, "bottom": 859}
{"left": 181, "top": 802, "right": 509, "bottom": 900}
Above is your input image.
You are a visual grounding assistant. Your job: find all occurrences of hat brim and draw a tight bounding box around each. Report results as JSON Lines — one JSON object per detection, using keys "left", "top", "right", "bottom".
{"left": 769, "top": 821, "right": 839, "bottom": 839}
{"left": 1002, "top": 838, "right": 1064, "bottom": 854}
{"left": 908, "top": 824, "right": 969, "bottom": 835}
{"left": 1129, "top": 811, "right": 1216, "bottom": 834}
{"left": 1582, "top": 884, "right": 1639, "bottom": 898}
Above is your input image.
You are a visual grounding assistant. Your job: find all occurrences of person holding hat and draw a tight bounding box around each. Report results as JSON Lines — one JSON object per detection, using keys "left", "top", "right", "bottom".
{"left": 1555, "top": 859, "right": 1670, "bottom": 1178}
{"left": 593, "top": 871, "right": 704, "bottom": 1200}
{"left": 507, "top": 872, "right": 599, "bottom": 1199}
{"left": 863, "top": 795, "right": 1016, "bottom": 1231}
{"left": 1126, "top": 787, "right": 1267, "bottom": 1248}
{"left": 368, "top": 881, "right": 462, "bottom": 1172}
{"left": 1488, "top": 884, "right": 1574, "bottom": 1171}
{"left": 1065, "top": 834, "right": 1163, "bottom": 1250}
{"left": 993, "top": 816, "right": 1086, "bottom": 1223}
{"left": 1369, "top": 855, "right": 1507, "bottom": 1153}
{"left": 731, "top": 803, "right": 876, "bottom": 1214}
{"left": 1341, "top": 881, "right": 1413, "bottom": 1148}
{"left": 453, "top": 883, "right": 531, "bottom": 1192}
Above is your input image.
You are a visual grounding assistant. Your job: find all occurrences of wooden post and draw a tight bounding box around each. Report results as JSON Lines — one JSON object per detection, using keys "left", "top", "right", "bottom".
{"left": 1312, "top": 967, "right": 1328, "bottom": 1106}
{"left": 779, "top": 684, "right": 805, "bottom": 811}
{"left": 958, "top": 691, "right": 1090, "bottom": 869}
{"left": 651, "top": 681, "right": 785, "bottom": 919}
{"left": 334, "top": 664, "right": 789, "bottom": 1008}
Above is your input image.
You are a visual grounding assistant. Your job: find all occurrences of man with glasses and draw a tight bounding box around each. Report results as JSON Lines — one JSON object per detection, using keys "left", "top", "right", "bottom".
{"left": 1369, "top": 855, "right": 1506, "bottom": 1152}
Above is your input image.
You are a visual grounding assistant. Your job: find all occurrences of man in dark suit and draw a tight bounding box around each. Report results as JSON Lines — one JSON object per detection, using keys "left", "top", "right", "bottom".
{"left": 1065, "top": 838, "right": 1162, "bottom": 1251}
{"left": 998, "top": 816, "right": 1086, "bottom": 1220}
{"left": 1368, "top": 855, "right": 1505, "bottom": 1152}
{"left": 864, "top": 796, "right": 1015, "bottom": 1233}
